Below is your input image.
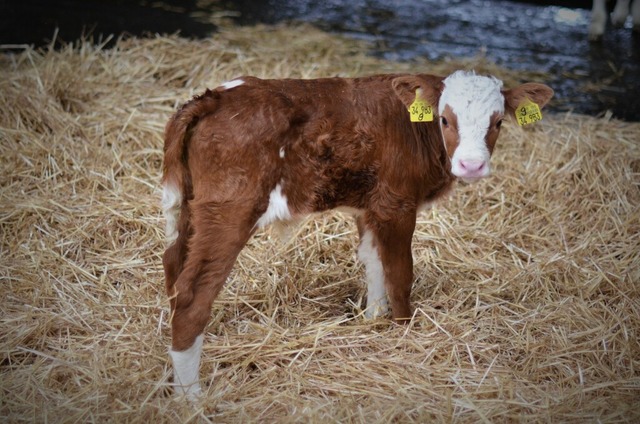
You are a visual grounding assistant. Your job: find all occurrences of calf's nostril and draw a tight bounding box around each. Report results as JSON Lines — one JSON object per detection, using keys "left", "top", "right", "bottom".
{"left": 459, "top": 160, "right": 485, "bottom": 172}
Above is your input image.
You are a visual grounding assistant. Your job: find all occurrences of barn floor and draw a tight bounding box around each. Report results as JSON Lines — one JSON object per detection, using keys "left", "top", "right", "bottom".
{"left": 1, "top": 25, "right": 639, "bottom": 423}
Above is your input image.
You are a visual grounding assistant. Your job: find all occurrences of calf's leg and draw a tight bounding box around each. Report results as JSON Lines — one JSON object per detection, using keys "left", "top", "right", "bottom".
{"left": 358, "top": 213, "right": 416, "bottom": 322}
{"left": 589, "top": 0, "right": 608, "bottom": 40}
{"left": 612, "top": 0, "right": 631, "bottom": 27}
{"left": 357, "top": 216, "right": 388, "bottom": 319}
{"left": 632, "top": 0, "right": 640, "bottom": 30}
{"left": 167, "top": 200, "right": 254, "bottom": 398}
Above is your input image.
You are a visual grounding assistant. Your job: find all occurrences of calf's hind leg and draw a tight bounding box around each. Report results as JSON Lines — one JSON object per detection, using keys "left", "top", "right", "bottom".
{"left": 167, "top": 200, "right": 254, "bottom": 398}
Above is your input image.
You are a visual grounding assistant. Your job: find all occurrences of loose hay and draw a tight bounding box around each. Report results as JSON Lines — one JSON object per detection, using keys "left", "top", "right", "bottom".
{"left": 1, "top": 24, "right": 639, "bottom": 423}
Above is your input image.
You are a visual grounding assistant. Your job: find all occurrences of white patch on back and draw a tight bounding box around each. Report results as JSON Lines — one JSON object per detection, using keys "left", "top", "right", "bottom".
{"left": 169, "top": 334, "right": 204, "bottom": 400}
{"left": 221, "top": 79, "right": 245, "bottom": 90}
{"left": 440, "top": 71, "right": 504, "bottom": 177}
{"left": 256, "top": 183, "right": 292, "bottom": 228}
{"left": 358, "top": 230, "right": 388, "bottom": 319}
{"left": 161, "top": 182, "right": 182, "bottom": 244}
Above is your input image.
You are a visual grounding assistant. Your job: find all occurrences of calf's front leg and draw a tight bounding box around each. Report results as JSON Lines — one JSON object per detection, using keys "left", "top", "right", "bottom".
{"left": 357, "top": 213, "right": 416, "bottom": 322}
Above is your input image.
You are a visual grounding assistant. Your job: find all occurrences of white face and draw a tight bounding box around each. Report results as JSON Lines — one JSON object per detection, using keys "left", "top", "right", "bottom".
{"left": 438, "top": 71, "right": 505, "bottom": 182}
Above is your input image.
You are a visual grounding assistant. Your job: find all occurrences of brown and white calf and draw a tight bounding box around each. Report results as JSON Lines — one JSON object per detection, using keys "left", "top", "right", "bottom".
{"left": 161, "top": 70, "right": 553, "bottom": 397}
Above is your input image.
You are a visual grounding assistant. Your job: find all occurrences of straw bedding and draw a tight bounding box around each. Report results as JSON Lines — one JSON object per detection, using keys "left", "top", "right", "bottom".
{"left": 1, "top": 25, "right": 639, "bottom": 422}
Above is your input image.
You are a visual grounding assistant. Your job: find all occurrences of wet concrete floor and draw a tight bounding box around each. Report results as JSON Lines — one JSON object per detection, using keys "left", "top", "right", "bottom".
{"left": 1, "top": 0, "right": 639, "bottom": 121}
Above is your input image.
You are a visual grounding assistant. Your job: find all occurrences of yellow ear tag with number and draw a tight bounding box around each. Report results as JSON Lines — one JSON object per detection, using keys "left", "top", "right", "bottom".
{"left": 516, "top": 98, "right": 543, "bottom": 126}
{"left": 408, "top": 89, "right": 434, "bottom": 122}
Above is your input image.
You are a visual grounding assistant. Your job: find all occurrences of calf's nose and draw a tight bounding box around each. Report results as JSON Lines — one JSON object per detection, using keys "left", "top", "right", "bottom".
{"left": 459, "top": 160, "right": 486, "bottom": 173}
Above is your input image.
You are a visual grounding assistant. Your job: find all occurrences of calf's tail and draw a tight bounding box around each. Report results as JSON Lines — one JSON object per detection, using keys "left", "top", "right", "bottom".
{"left": 161, "top": 90, "right": 219, "bottom": 244}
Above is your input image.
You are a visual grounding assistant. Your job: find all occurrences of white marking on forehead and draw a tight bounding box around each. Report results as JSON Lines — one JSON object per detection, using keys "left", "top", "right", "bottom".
{"left": 220, "top": 79, "right": 245, "bottom": 90}
{"left": 279, "top": 147, "right": 285, "bottom": 159}
{"left": 439, "top": 70, "right": 504, "bottom": 119}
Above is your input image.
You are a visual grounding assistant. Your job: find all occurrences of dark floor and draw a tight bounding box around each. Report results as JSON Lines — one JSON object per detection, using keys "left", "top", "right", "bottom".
{"left": 1, "top": 0, "right": 639, "bottom": 121}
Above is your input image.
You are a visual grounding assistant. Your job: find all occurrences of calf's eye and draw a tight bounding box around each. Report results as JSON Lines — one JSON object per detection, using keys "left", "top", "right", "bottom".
{"left": 441, "top": 116, "right": 449, "bottom": 127}
{"left": 496, "top": 119, "right": 503, "bottom": 129}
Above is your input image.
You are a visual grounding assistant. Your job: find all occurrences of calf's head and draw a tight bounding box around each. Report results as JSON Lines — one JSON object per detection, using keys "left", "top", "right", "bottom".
{"left": 393, "top": 70, "right": 554, "bottom": 181}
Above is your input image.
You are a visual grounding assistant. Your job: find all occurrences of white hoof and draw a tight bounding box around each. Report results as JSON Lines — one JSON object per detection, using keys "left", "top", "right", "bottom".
{"left": 174, "top": 382, "right": 203, "bottom": 402}
{"left": 364, "top": 300, "right": 389, "bottom": 319}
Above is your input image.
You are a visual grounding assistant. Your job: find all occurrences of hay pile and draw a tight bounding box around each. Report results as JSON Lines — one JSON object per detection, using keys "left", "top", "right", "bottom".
{"left": 1, "top": 25, "right": 639, "bottom": 422}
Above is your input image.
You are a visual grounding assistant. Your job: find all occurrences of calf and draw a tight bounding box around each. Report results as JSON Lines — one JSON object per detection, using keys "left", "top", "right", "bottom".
{"left": 161, "top": 70, "right": 553, "bottom": 398}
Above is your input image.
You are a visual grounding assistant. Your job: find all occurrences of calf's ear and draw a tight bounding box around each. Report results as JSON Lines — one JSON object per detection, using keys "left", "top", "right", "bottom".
{"left": 502, "top": 83, "right": 554, "bottom": 120}
{"left": 392, "top": 74, "right": 444, "bottom": 110}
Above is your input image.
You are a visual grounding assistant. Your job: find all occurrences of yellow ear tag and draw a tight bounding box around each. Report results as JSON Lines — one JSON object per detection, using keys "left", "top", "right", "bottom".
{"left": 515, "top": 98, "right": 543, "bottom": 126}
{"left": 408, "top": 89, "right": 434, "bottom": 122}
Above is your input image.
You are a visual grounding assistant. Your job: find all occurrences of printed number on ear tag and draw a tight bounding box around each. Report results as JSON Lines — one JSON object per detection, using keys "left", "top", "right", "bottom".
{"left": 409, "top": 91, "right": 434, "bottom": 123}
{"left": 516, "top": 98, "right": 543, "bottom": 126}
